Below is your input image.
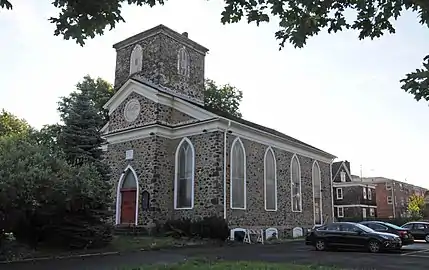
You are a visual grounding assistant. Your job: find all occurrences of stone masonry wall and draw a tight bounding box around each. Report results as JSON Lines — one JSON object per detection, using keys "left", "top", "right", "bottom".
{"left": 154, "top": 132, "right": 224, "bottom": 223}
{"left": 224, "top": 135, "right": 333, "bottom": 235}
{"left": 108, "top": 91, "right": 197, "bottom": 133}
{"left": 105, "top": 137, "right": 158, "bottom": 227}
{"left": 114, "top": 33, "right": 205, "bottom": 103}
{"left": 106, "top": 131, "right": 334, "bottom": 234}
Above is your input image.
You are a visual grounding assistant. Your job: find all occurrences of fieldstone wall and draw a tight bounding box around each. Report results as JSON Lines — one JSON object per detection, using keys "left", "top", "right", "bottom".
{"left": 224, "top": 135, "right": 333, "bottom": 232}
{"left": 105, "top": 137, "right": 158, "bottom": 227}
{"left": 105, "top": 131, "right": 334, "bottom": 233}
{"left": 108, "top": 91, "right": 197, "bottom": 133}
{"left": 154, "top": 132, "right": 225, "bottom": 223}
{"left": 114, "top": 33, "right": 205, "bottom": 103}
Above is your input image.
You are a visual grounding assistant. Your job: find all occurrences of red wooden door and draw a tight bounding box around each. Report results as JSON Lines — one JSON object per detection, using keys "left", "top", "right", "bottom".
{"left": 121, "top": 190, "right": 136, "bottom": 224}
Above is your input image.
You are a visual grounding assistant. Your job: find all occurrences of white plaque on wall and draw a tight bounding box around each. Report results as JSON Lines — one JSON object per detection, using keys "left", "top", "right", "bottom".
{"left": 125, "top": 149, "right": 134, "bottom": 160}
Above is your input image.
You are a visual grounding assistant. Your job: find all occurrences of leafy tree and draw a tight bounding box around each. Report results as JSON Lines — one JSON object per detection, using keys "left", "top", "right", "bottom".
{"left": 204, "top": 79, "right": 243, "bottom": 118}
{"left": 407, "top": 194, "right": 425, "bottom": 219}
{"left": 0, "top": 128, "right": 112, "bottom": 250}
{"left": 0, "top": 109, "right": 31, "bottom": 137}
{"left": 58, "top": 75, "right": 114, "bottom": 130}
{"left": 2, "top": 1, "right": 428, "bottom": 103}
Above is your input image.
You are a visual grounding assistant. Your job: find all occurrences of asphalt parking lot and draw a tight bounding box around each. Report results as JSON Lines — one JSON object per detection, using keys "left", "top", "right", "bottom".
{"left": 400, "top": 241, "right": 429, "bottom": 258}
{"left": 2, "top": 240, "right": 429, "bottom": 270}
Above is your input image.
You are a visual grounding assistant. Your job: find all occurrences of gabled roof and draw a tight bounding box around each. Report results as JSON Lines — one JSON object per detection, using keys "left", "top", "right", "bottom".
{"left": 112, "top": 24, "right": 209, "bottom": 54}
{"left": 332, "top": 161, "right": 352, "bottom": 181}
{"left": 127, "top": 77, "right": 335, "bottom": 159}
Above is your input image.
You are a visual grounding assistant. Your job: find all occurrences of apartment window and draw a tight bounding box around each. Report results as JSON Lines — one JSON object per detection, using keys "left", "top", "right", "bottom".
{"left": 337, "top": 207, "right": 344, "bottom": 218}
{"left": 370, "top": 208, "right": 375, "bottom": 217}
{"left": 401, "top": 198, "right": 405, "bottom": 207}
{"left": 336, "top": 188, "right": 343, "bottom": 200}
{"left": 340, "top": 171, "right": 346, "bottom": 182}
{"left": 387, "top": 196, "right": 393, "bottom": 204}
{"left": 362, "top": 208, "right": 367, "bottom": 219}
{"left": 363, "top": 187, "right": 367, "bottom": 199}
{"left": 386, "top": 182, "right": 392, "bottom": 190}
{"left": 368, "top": 188, "right": 372, "bottom": 200}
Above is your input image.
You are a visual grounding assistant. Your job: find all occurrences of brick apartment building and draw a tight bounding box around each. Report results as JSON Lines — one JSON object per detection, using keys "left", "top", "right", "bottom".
{"left": 361, "top": 177, "right": 427, "bottom": 219}
{"left": 332, "top": 161, "right": 377, "bottom": 220}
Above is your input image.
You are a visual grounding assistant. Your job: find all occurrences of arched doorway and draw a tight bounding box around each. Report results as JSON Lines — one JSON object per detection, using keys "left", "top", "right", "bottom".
{"left": 117, "top": 167, "right": 139, "bottom": 225}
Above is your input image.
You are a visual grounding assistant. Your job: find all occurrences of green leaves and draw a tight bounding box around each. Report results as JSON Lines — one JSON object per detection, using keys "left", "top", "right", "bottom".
{"left": 1, "top": 0, "right": 428, "bottom": 103}
{"left": 0, "top": 0, "right": 12, "bottom": 9}
{"left": 400, "top": 55, "right": 429, "bottom": 102}
{"left": 407, "top": 193, "right": 426, "bottom": 219}
{"left": 204, "top": 79, "right": 243, "bottom": 118}
{"left": 0, "top": 109, "right": 31, "bottom": 138}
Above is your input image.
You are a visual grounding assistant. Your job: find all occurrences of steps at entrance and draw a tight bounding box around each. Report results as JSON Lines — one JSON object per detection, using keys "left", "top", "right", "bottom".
{"left": 114, "top": 225, "right": 148, "bottom": 236}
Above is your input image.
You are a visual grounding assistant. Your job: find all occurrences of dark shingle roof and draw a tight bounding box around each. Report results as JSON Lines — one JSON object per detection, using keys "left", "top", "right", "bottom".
{"left": 130, "top": 77, "right": 336, "bottom": 158}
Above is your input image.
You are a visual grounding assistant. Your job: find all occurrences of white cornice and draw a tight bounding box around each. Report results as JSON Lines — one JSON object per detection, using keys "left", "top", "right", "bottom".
{"left": 333, "top": 182, "right": 376, "bottom": 188}
{"left": 103, "top": 79, "right": 215, "bottom": 120}
{"left": 105, "top": 119, "right": 334, "bottom": 163}
{"left": 334, "top": 204, "right": 377, "bottom": 208}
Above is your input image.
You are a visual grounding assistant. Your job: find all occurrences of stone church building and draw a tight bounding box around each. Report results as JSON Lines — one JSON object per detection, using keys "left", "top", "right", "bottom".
{"left": 101, "top": 24, "right": 337, "bottom": 235}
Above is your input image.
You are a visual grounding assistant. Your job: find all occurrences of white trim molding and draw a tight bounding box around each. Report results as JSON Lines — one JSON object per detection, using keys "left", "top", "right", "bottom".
{"left": 336, "top": 187, "right": 343, "bottom": 200}
{"left": 312, "top": 160, "right": 323, "bottom": 225}
{"left": 335, "top": 204, "right": 377, "bottom": 208}
{"left": 230, "top": 137, "right": 247, "bottom": 210}
{"left": 174, "top": 137, "right": 195, "bottom": 210}
{"left": 264, "top": 147, "right": 277, "bottom": 211}
{"left": 102, "top": 79, "right": 336, "bottom": 163}
{"left": 290, "top": 154, "right": 302, "bottom": 213}
{"left": 337, "top": 206, "right": 344, "bottom": 218}
{"left": 115, "top": 165, "right": 139, "bottom": 225}
{"left": 333, "top": 182, "right": 376, "bottom": 188}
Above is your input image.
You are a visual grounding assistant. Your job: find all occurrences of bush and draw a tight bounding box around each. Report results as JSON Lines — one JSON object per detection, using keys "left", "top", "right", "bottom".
{"left": 163, "top": 216, "right": 229, "bottom": 241}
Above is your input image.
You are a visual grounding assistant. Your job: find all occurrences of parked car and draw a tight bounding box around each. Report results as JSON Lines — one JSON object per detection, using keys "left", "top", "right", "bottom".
{"left": 401, "top": 221, "right": 429, "bottom": 243}
{"left": 305, "top": 222, "right": 402, "bottom": 253}
{"left": 360, "top": 221, "right": 414, "bottom": 245}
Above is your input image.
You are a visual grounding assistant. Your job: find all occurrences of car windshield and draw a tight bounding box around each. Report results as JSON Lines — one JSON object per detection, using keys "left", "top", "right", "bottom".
{"left": 355, "top": 223, "right": 375, "bottom": 233}
{"left": 382, "top": 222, "right": 404, "bottom": 230}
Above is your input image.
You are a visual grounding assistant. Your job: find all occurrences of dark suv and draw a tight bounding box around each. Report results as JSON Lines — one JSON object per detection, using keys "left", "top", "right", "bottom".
{"left": 401, "top": 222, "right": 429, "bottom": 243}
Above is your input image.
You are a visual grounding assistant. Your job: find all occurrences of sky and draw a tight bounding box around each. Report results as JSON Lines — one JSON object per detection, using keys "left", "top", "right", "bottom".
{"left": 1, "top": 0, "right": 428, "bottom": 188}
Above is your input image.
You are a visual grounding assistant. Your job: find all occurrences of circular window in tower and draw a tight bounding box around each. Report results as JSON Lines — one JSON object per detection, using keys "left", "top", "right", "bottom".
{"left": 124, "top": 98, "right": 141, "bottom": 122}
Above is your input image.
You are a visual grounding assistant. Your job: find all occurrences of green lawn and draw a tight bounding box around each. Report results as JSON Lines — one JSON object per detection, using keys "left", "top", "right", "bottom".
{"left": 1, "top": 236, "right": 212, "bottom": 262}
{"left": 121, "top": 260, "right": 339, "bottom": 270}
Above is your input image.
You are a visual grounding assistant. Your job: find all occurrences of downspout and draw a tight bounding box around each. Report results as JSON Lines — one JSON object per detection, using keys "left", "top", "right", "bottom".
{"left": 223, "top": 120, "right": 231, "bottom": 220}
{"left": 330, "top": 159, "right": 335, "bottom": 223}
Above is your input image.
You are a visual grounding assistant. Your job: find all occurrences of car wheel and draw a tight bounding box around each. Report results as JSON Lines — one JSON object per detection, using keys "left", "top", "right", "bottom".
{"left": 425, "top": 234, "right": 429, "bottom": 243}
{"left": 368, "top": 240, "right": 381, "bottom": 253}
{"left": 315, "top": 239, "right": 326, "bottom": 251}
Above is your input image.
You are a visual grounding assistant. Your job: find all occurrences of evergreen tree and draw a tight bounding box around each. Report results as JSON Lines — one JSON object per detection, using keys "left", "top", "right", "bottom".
{"left": 57, "top": 87, "right": 113, "bottom": 248}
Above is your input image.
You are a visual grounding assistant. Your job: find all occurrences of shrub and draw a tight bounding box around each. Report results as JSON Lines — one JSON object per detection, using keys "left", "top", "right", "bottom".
{"left": 163, "top": 216, "right": 229, "bottom": 241}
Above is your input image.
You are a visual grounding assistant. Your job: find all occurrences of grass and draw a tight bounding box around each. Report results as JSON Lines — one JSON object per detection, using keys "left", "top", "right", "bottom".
{"left": 1, "top": 235, "right": 212, "bottom": 262}
{"left": 120, "top": 260, "right": 339, "bottom": 270}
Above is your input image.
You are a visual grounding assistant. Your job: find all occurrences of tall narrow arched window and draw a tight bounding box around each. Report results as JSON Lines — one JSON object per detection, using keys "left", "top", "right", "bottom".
{"left": 264, "top": 147, "right": 277, "bottom": 211}
{"left": 174, "top": 137, "right": 195, "bottom": 209}
{"left": 177, "top": 47, "right": 190, "bottom": 77}
{"left": 291, "top": 155, "right": 302, "bottom": 212}
{"left": 230, "top": 137, "right": 246, "bottom": 209}
{"left": 130, "top": 44, "right": 143, "bottom": 74}
{"left": 312, "top": 161, "right": 323, "bottom": 225}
